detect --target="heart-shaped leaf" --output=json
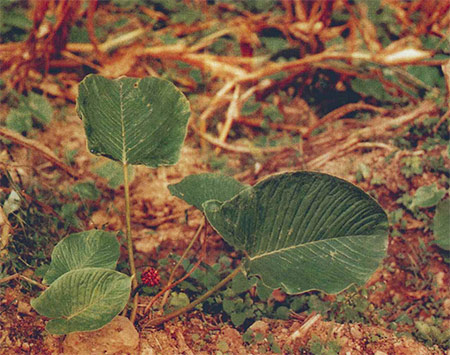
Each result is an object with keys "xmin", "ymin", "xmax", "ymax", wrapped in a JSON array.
[
  {"xmin": 31, "ymin": 268, "xmax": 131, "ymax": 334},
  {"xmin": 43, "ymin": 230, "xmax": 120, "ymax": 284},
  {"xmin": 168, "ymin": 173, "xmax": 248, "ymax": 212},
  {"xmin": 76, "ymin": 75, "xmax": 190, "ymax": 167},
  {"xmin": 204, "ymin": 172, "xmax": 388, "ymax": 294}
]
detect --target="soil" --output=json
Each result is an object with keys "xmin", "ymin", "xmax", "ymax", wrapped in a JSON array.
[{"xmin": 1, "ymin": 105, "xmax": 448, "ymax": 354}]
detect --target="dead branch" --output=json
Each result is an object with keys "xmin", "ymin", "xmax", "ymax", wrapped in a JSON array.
[
  {"xmin": 0, "ymin": 127, "xmax": 78, "ymax": 178},
  {"xmin": 215, "ymin": 84, "xmax": 241, "ymax": 154},
  {"xmin": 304, "ymin": 103, "xmax": 388, "ymax": 139},
  {"xmin": 191, "ymin": 125, "xmax": 298, "ymax": 154},
  {"xmin": 306, "ymin": 101, "xmax": 437, "ymax": 169}
]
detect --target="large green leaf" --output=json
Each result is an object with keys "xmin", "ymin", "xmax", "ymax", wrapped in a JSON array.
[
  {"xmin": 32, "ymin": 268, "xmax": 131, "ymax": 334},
  {"xmin": 204, "ymin": 172, "xmax": 388, "ymax": 294},
  {"xmin": 76, "ymin": 75, "xmax": 190, "ymax": 167},
  {"xmin": 168, "ymin": 173, "xmax": 248, "ymax": 212},
  {"xmin": 43, "ymin": 230, "xmax": 120, "ymax": 284}
]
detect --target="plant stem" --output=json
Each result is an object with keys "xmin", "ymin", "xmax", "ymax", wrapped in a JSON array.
[
  {"xmin": 157, "ymin": 218, "xmax": 205, "ymax": 311},
  {"xmin": 123, "ymin": 162, "xmax": 138, "ymax": 322},
  {"xmin": 145, "ymin": 263, "xmax": 244, "ymax": 327}
]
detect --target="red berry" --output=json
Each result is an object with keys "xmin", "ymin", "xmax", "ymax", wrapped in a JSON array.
[{"xmin": 141, "ymin": 267, "xmax": 160, "ymax": 287}]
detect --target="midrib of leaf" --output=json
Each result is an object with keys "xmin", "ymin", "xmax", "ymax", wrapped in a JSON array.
[
  {"xmin": 120, "ymin": 82, "xmax": 127, "ymax": 164},
  {"xmin": 248, "ymin": 233, "xmax": 384, "ymax": 261}
]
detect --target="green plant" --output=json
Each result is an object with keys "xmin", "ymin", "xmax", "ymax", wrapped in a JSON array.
[
  {"xmin": 303, "ymin": 286, "xmax": 373, "ymax": 324},
  {"xmin": 30, "ymin": 75, "xmax": 190, "ymax": 333},
  {"xmin": 414, "ymin": 319, "xmax": 450, "ymax": 349},
  {"xmin": 432, "ymin": 199, "xmax": 450, "ymax": 262},
  {"xmin": 146, "ymin": 171, "xmax": 388, "ymax": 326},
  {"xmin": 30, "ymin": 231, "xmax": 130, "ymax": 334},
  {"xmin": 0, "ymin": 0, "xmax": 31, "ymax": 43},
  {"xmin": 31, "ymin": 75, "xmax": 388, "ymax": 336},
  {"xmin": 4, "ymin": 91, "xmax": 53, "ymax": 134},
  {"xmin": 308, "ymin": 335, "xmax": 341, "ymax": 355}
]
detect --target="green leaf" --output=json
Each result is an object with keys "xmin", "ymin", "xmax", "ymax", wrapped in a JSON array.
[
  {"xmin": 93, "ymin": 160, "xmax": 134, "ymax": 189},
  {"xmin": 263, "ymin": 104, "xmax": 283, "ymax": 123},
  {"xmin": 2, "ymin": 10, "xmax": 32, "ymax": 31},
  {"xmin": 407, "ymin": 66, "xmax": 444, "ymax": 90},
  {"xmin": 232, "ymin": 272, "xmax": 256, "ymax": 294},
  {"xmin": 230, "ymin": 311, "xmax": 247, "ymax": 327},
  {"xmin": 31, "ymin": 268, "xmax": 131, "ymax": 334},
  {"xmin": 76, "ymin": 75, "xmax": 190, "ymax": 167},
  {"xmin": 43, "ymin": 230, "xmax": 120, "ymax": 284},
  {"xmin": 168, "ymin": 173, "xmax": 248, "ymax": 212},
  {"xmin": 72, "ymin": 181, "xmax": 101, "ymax": 200},
  {"xmin": 351, "ymin": 78, "xmax": 386, "ymax": 101},
  {"xmin": 241, "ymin": 96, "xmax": 261, "ymax": 116},
  {"xmin": 204, "ymin": 172, "xmax": 388, "ymax": 294},
  {"xmin": 6, "ymin": 108, "xmax": 32, "ymax": 133},
  {"xmin": 275, "ymin": 306, "xmax": 290, "ymax": 320},
  {"xmin": 245, "ymin": 0, "xmax": 275, "ymax": 12},
  {"xmin": 260, "ymin": 37, "xmax": 288, "ymax": 53},
  {"xmin": 256, "ymin": 279, "xmax": 273, "ymax": 301},
  {"xmin": 60, "ymin": 203, "xmax": 82, "ymax": 229},
  {"xmin": 189, "ymin": 69, "xmax": 203, "ymax": 84},
  {"xmin": 169, "ymin": 292, "xmax": 190, "ymax": 309},
  {"xmin": 217, "ymin": 340, "xmax": 229, "ymax": 352},
  {"xmin": 27, "ymin": 92, "xmax": 53, "ymax": 125},
  {"xmin": 223, "ymin": 298, "xmax": 237, "ymax": 313},
  {"xmin": 411, "ymin": 183, "xmax": 446, "ymax": 209},
  {"xmin": 433, "ymin": 199, "xmax": 450, "ymax": 251}
]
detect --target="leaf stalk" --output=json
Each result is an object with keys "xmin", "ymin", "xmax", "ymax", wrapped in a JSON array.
[
  {"xmin": 145, "ymin": 263, "xmax": 244, "ymax": 327},
  {"xmin": 123, "ymin": 162, "xmax": 138, "ymax": 322}
]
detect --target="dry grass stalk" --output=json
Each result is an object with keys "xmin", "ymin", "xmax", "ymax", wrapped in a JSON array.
[
  {"xmin": 304, "ymin": 103, "xmax": 387, "ymax": 139},
  {"xmin": 0, "ymin": 127, "xmax": 77, "ymax": 178},
  {"xmin": 191, "ymin": 125, "xmax": 298, "ymax": 154},
  {"xmin": 215, "ymin": 84, "xmax": 241, "ymax": 154},
  {"xmin": 197, "ymin": 80, "xmax": 236, "ymax": 148},
  {"xmin": 306, "ymin": 101, "xmax": 437, "ymax": 169}
]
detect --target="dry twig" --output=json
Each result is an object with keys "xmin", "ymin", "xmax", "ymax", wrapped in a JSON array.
[
  {"xmin": 306, "ymin": 101, "xmax": 436, "ymax": 169},
  {"xmin": 0, "ymin": 127, "xmax": 78, "ymax": 178}
]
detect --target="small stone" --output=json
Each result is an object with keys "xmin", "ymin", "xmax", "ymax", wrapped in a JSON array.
[
  {"xmin": 349, "ymin": 325, "xmax": 363, "ymax": 339},
  {"xmin": 17, "ymin": 301, "xmax": 33, "ymax": 315},
  {"xmin": 374, "ymin": 351, "xmax": 387, "ymax": 355},
  {"xmin": 62, "ymin": 316, "xmax": 139, "ymax": 355},
  {"xmin": 249, "ymin": 320, "xmax": 269, "ymax": 335},
  {"xmin": 435, "ymin": 272, "xmax": 445, "ymax": 288},
  {"xmin": 217, "ymin": 327, "xmax": 246, "ymax": 354}
]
